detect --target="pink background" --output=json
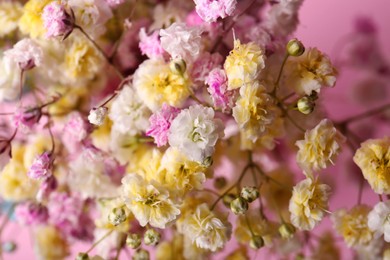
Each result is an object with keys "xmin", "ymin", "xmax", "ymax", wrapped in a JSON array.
[{"xmin": 2, "ymin": 0, "xmax": 390, "ymax": 259}]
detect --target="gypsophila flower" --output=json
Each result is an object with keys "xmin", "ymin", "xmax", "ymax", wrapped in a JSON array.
[
  {"xmin": 289, "ymin": 177, "xmax": 331, "ymax": 230},
  {"xmin": 27, "ymin": 152, "xmax": 53, "ymax": 180},
  {"xmin": 36, "ymin": 176, "xmax": 58, "ymax": 202},
  {"xmin": 368, "ymin": 201, "xmax": 390, "ymax": 242},
  {"xmin": 194, "ymin": 0, "xmax": 237, "ymax": 23},
  {"xmin": 42, "ymin": 1, "xmax": 73, "ymax": 38},
  {"xmin": 190, "ymin": 52, "xmax": 223, "ymax": 87},
  {"xmin": 353, "ymin": 137, "xmax": 390, "ymax": 194},
  {"xmin": 296, "ymin": 119, "xmax": 345, "ymax": 174},
  {"xmin": 146, "ymin": 104, "xmax": 180, "ymax": 147},
  {"xmin": 15, "ymin": 202, "xmax": 49, "ymax": 226},
  {"xmin": 181, "ymin": 203, "xmax": 231, "ymax": 252},
  {"xmin": 0, "ymin": 2, "xmax": 22, "ymax": 37},
  {"xmin": 63, "ymin": 112, "xmax": 89, "ymax": 142},
  {"xmin": 139, "ymin": 28, "xmax": 165, "ymax": 60},
  {"xmin": 3, "ymin": 38, "xmax": 43, "ymax": 70},
  {"xmin": 168, "ymin": 105, "xmax": 224, "ymax": 163},
  {"xmin": 0, "ymin": 58, "xmax": 19, "ymax": 101},
  {"xmin": 160, "ymin": 22, "xmax": 203, "ymax": 63},
  {"xmin": 88, "ymin": 107, "xmax": 108, "ymax": 126},
  {"xmin": 13, "ymin": 108, "xmax": 42, "ymax": 129},
  {"xmin": 206, "ymin": 68, "xmax": 236, "ymax": 112}
]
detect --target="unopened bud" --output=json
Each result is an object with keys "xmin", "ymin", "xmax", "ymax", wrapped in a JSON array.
[
  {"xmin": 169, "ymin": 58, "xmax": 186, "ymax": 75},
  {"xmin": 202, "ymin": 156, "xmax": 213, "ymax": 167},
  {"xmin": 230, "ymin": 197, "xmax": 248, "ymax": 215},
  {"xmin": 286, "ymin": 39, "xmax": 305, "ymax": 56},
  {"xmin": 108, "ymin": 207, "xmax": 127, "ymax": 226},
  {"xmin": 88, "ymin": 107, "xmax": 108, "ymax": 126},
  {"xmin": 143, "ymin": 229, "xmax": 161, "ymax": 246},
  {"xmin": 223, "ymin": 193, "xmax": 236, "ymax": 208},
  {"xmin": 214, "ymin": 176, "xmax": 227, "ymax": 189},
  {"xmin": 126, "ymin": 233, "xmax": 141, "ymax": 249},
  {"xmin": 133, "ymin": 249, "xmax": 150, "ymax": 260},
  {"xmin": 240, "ymin": 186, "xmax": 259, "ymax": 203},
  {"xmin": 2, "ymin": 241, "xmax": 17, "ymax": 253},
  {"xmin": 76, "ymin": 253, "xmax": 89, "ymax": 260},
  {"xmin": 297, "ymin": 96, "xmax": 315, "ymax": 115},
  {"xmin": 278, "ymin": 223, "xmax": 296, "ymax": 239},
  {"xmin": 249, "ymin": 235, "xmax": 264, "ymax": 249}
]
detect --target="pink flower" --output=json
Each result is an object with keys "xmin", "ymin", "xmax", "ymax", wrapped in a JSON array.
[
  {"xmin": 63, "ymin": 112, "xmax": 89, "ymax": 142},
  {"xmin": 194, "ymin": 0, "xmax": 237, "ymax": 23},
  {"xmin": 15, "ymin": 202, "xmax": 48, "ymax": 226},
  {"xmin": 13, "ymin": 108, "xmax": 42, "ymax": 129},
  {"xmin": 105, "ymin": 0, "xmax": 126, "ymax": 7},
  {"xmin": 190, "ymin": 52, "xmax": 223, "ymax": 87},
  {"xmin": 3, "ymin": 39, "xmax": 43, "ymax": 70},
  {"xmin": 139, "ymin": 28, "xmax": 165, "ymax": 59},
  {"xmin": 146, "ymin": 104, "xmax": 180, "ymax": 147},
  {"xmin": 42, "ymin": 2, "xmax": 74, "ymax": 39},
  {"xmin": 27, "ymin": 152, "xmax": 53, "ymax": 180},
  {"xmin": 36, "ymin": 176, "xmax": 58, "ymax": 202},
  {"xmin": 206, "ymin": 68, "xmax": 237, "ymax": 112}
]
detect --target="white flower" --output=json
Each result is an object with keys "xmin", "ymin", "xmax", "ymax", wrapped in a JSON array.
[
  {"xmin": 181, "ymin": 203, "xmax": 231, "ymax": 252},
  {"xmin": 109, "ymin": 85, "xmax": 150, "ymax": 135},
  {"xmin": 168, "ymin": 105, "xmax": 223, "ymax": 163},
  {"xmin": 160, "ymin": 22, "xmax": 203, "ymax": 63},
  {"xmin": 3, "ymin": 38, "xmax": 43, "ymax": 70},
  {"xmin": 88, "ymin": 107, "xmax": 108, "ymax": 126},
  {"xmin": 368, "ymin": 201, "xmax": 390, "ymax": 242},
  {"xmin": 0, "ymin": 58, "xmax": 19, "ymax": 101}
]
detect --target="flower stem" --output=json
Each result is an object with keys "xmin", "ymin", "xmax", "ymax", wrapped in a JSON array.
[
  {"xmin": 86, "ymin": 229, "xmax": 114, "ymax": 254},
  {"xmin": 271, "ymin": 53, "xmax": 289, "ymax": 96},
  {"xmin": 338, "ymin": 103, "xmax": 390, "ymax": 125}
]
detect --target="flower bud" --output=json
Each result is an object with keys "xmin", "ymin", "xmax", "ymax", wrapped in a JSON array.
[
  {"xmin": 76, "ymin": 253, "xmax": 89, "ymax": 260},
  {"xmin": 88, "ymin": 107, "xmax": 108, "ymax": 126},
  {"xmin": 2, "ymin": 241, "xmax": 17, "ymax": 252},
  {"xmin": 296, "ymin": 253, "xmax": 305, "ymax": 260},
  {"xmin": 286, "ymin": 39, "xmax": 305, "ymax": 56},
  {"xmin": 108, "ymin": 207, "xmax": 127, "ymax": 226},
  {"xmin": 169, "ymin": 58, "xmax": 186, "ymax": 75},
  {"xmin": 202, "ymin": 156, "xmax": 213, "ymax": 167},
  {"xmin": 126, "ymin": 233, "xmax": 141, "ymax": 249},
  {"xmin": 297, "ymin": 96, "xmax": 315, "ymax": 115},
  {"xmin": 214, "ymin": 176, "xmax": 227, "ymax": 189},
  {"xmin": 278, "ymin": 222, "xmax": 296, "ymax": 239},
  {"xmin": 230, "ymin": 197, "xmax": 248, "ymax": 215},
  {"xmin": 133, "ymin": 249, "xmax": 150, "ymax": 260},
  {"xmin": 249, "ymin": 235, "xmax": 264, "ymax": 249},
  {"xmin": 223, "ymin": 193, "xmax": 236, "ymax": 208},
  {"xmin": 143, "ymin": 229, "xmax": 161, "ymax": 246},
  {"xmin": 240, "ymin": 186, "xmax": 259, "ymax": 203}
]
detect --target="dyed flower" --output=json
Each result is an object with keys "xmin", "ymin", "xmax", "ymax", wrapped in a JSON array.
[
  {"xmin": 63, "ymin": 112, "xmax": 89, "ymax": 142},
  {"xmin": 88, "ymin": 107, "xmax": 108, "ymax": 126},
  {"xmin": 0, "ymin": 58, "xmax": 19, "ymax": 101},
  {"xmin": 168, "ymin": 105, "xmax": 224, "ymax": 163},
  {"xmin": 332, "ymin": 205, "xmax": 373, "ymax": 247},
  {"xmin": 109, "ymin": 85, "xmax": 150, "ymax": 135},
  {"xmin": 146, "ymin": 104, "xmax": 180, "ymax": 147},
  {"xmin": 190, "ymin": 52, "xmax": 223, "ymax": 87},
  {"xmin": 18, "ymin": 0, "xmax": 52, "ymax": 38},
  {"xmin": 13, "ymin": 108, "xmax": 42, "ymax": 129},
  {"xmin": 139, "ymin": 28, "xmax": 165, "ymax": 60},
  {"xmin": 206, "ymin": 68, "xmax": 236, "ymax": 112},
  {"xmin": 0, "ymin": 2, "xmax": 23, "ymax": 37},
  {"xmin": 27, "ymin": 152, "xmax": 53, "ymax": 180},
  {"xmin": 224, "ymin": 39, "xmax": 265, "ymax": 90},
  {"xmin": 160, "ymin": 22, "xmax": 203, "ymax": 63},
  {"xmin": 133, "ymin": 59, "xmax": 190, "ymax": 111},
  {"xmin": 194, "ymin": 0, "xmax": 237, "ymax": 23},
  {"xmin": 353, "ymin": 137, "xmax": 390, "ymax": 194},
  {"xmin": 181, "ymin": 203, "xmax": 231, "ymax": 252},
  {"xmin": 368, "ymin": 201, "xmax": 390, "ymax": 242},
  {"xmin": 289, "ymin": 177, "xmax": 331, "ymax": 230},
  {"xmin": 3, "ymin": 38, "xmax": 43, "ymax": 70},
  {"xmin": 105, "ymin": 0, "xmax": 125, "ymax": 7},
  {"xmin": 296, "ymin": 119, "xmax": 345, "ymax": 174},
  {"xmin": 15, "ymin": 202, "xmax": 49, "ymax": 226},
  {"xmin": 42, "ymin": 1, "xmax": 74, "ymax": 38},
  {"xmin": 34, "ymin": 226, "xmax": 70, "ymax": 260},
  {"xmin": 36, "ymin": 176, "xmax": 58, "ymax": 202},
  {"xmin": 286, "ymin": 47, "xmax": 337, "ymax": 95},
  {"xmin": 121, "ymin": 173, "xmax": 181, "ymax": 229}
]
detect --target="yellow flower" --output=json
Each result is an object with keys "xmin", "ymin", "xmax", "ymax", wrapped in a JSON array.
[
  {"xmin": 121, "ymin": 173, "xmax": 180, "ymax": 229},
  {"xmin": 0, "ymin": 145, "xmax": 38, "ymax": 202},
  {"xmin": 332, "ymin": 205, "xmax": 373, "ymax": 247},
  {"xmin": 156, "ymin": 234, "xmax": 185, "ymax": 260},
  {"xmin": 19, "ymin": 0, "xmax": 52, "ymax": 38},
  {"xmin": 64, "ymin": 34, "xmax": 104, "ymax": 82},
  {"xmin": 235, "ymin": 211, "xmax": 275, "ymax": 246},
  {"xmin": 224, "ymin": 39, "xmax": 265, "ymax": 90},
  {"xmin": 133, "ymin": 59, "xmax": 190, "ymax": 111},
  {"xmin": 34, "ymin": 226, "xmax": 69, "ymax": 260},
  {"xmin": 296, "ymin": 119, "xmax": 345, "ymax": 174},
  {"xmin": 232, "ymin": 81, "xmax": 284, "ymax": 150},
  {"xmin": 0, "ymin": 2, "xmax": 23, "ymax": 37},
  {"xmin": 289, "ymin": 177, "xmax": 331, "ymax": 230},
  {"xmin": 310, "ymin": 232, "xmax": 341, "ymax": 260},
  {"xmin": 353, "ymin": 137, "xmax": 390, "ymax": 194},
  {"xmin": 286, "ymin": 47, "xmax": 337, "ymax": 95}
]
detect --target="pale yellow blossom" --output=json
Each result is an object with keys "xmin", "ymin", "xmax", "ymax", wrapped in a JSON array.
[
  {"xmin": 19, "ymin": 0, "xmax": 52, "ymax": 38},
  {"xmin": 0, "ymin": 2, "xmax": 23, "ymax": 37},
  {"xmin": 34, "ymin": 226, "xmax": 69, "ymax": 260}
]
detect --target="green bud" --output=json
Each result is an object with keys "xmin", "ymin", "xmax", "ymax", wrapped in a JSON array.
[
  {"xmin": 169, "ymin": 58, "xmax": 186, "ymax": 75},
  {"xmin": 249, "ymin": 235, "xmax": 264, "ymax": 249},
  {"xmin": 230, "ymin": 197, "xmax": 249, "ymax": 215},
  {"xmin": 286, "ymin": 39, "xmax": 305, "ymax": 56},
  {"xmin": 76, "ymin": 253, "xmax": 89, "ymax": 260},
  {"xmin": 297, "ymin": 96, "xmax": 315, "ymax": 115},
  {"xmin": 223, "ymin": 193, "xmax": 236, "ymax": 208},
  {"xmin": 143, "ymin": 229, "xmax": 161, "ymax": 246},
  {"xmin": 126, "ymin": 233, "xmax": 141, "ymax": 249},
  {"xmin": 1, "ymin": 241, "xmax": 17, "ymax": 252},
  {"xmin": 202, "ymin": 156, "xmax": 213, "ymax": 167},
  {"xmin": 240, "ymin": 186, "xmax": 259, "ymax": 203},
  {"xmin": 278, "ymin": 223, "xmax": 296, "ymax": 239},
  {"xmin": 108, "ymin": 207, "xmax": 127, "ymax": 226},
  {"xmin": 133, "ymin": 249, "xmax": 150, "ymax": 260}
]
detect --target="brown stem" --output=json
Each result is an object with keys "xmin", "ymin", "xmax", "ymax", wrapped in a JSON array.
[{"xmin": 338, "ymin": 103, "xmax": 390, "ymax": 125}]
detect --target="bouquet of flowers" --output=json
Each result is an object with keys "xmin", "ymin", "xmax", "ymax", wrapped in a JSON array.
[{"xmin": 0, "ymin": 0, "xmax": 389, "ymax": 259}]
